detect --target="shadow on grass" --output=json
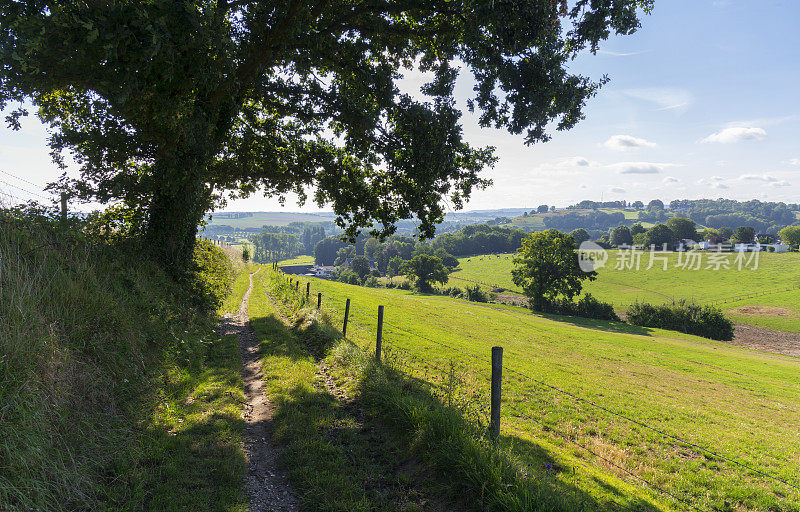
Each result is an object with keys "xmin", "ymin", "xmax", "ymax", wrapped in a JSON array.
[
  {"xmin": 250, "ymin": 305, "xmax": 668, "ymax": 512},
  {"xmin": 131, "ymin": 333, "xmax": 247, "ymax": 512},
  {"xmin": 535, "ymin": 312, "xmax": 658, "ymax": 337}
]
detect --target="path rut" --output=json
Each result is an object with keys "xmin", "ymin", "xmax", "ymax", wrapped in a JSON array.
[{"xmin": 219, "ymin": 268, "xmax": 299, "ymax": 512}]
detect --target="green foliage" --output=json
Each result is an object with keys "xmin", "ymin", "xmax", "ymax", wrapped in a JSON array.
[
  {"xmin": 350, "ymin": 255, "xmax": 371, "ymax": 280},
  {"xmin": 0, "ymin": 1, "xmax": 650, "ymax": 271},
  {"xmin": 191, "ymin": 239, "xmax": 236, "ymax": 311},
  {"xmin": 404, "ymin": 254, "xmax": 449, "ymax": 292},
  {"xmin": 732, "ymin": 226, "xmax": 756, "ymax": 244},
  {"xmin": 665, "ymin": 217, "xmax": 697, "ymax": 241},
  {"xmin": 569, "ymin": 228, "xmax": 591, "ymax": 246},
  {"xmin": 388, "ymin": 256, "xmax": 404, "ymax": 277},
  {"xmin": 538, "ymin": 293, "xmax": 620, "ymax": 321},
  {"xmin": 465, "ymin": 284, "xmax": 490, "ymax": 303},
  {"xmin": 610, "ymin": 225, "xmax": 633, "ymax": 246},
  {"xmin": 337, "ymin": 268, "xmax": 360, "ymax": 285},
  {"xmin": 778, "ymin": 225, "xmax": 800, "ymax": 246},
  {"xmin": 0, "ymin": 210, "xmax": 243, "ymax": 511},
  {"xmin": 241, "ymin": 244, "xmax": 251, "ymax": 262},
  {"xmin": 630, "ymin": 223, "xmax": 647, "ymax": 236},
  {"xmin": 250, "ymin": 231, "xmax": 301, "ymax": 263},
  {"xmin": 626, "ymin": 301, "xmax": 734, "ymax": 341},
  {"xmin": 641, "ymin": 224, "xmax": 675, "ymax": 248},
  {"xmin": 285, "ymin": 275, "xmax": 800, "ymax": 510},
  {"xmin": 512, "ymin": 230, "xmax": 596, "ymax": 311}
]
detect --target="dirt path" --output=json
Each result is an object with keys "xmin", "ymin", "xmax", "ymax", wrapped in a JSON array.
[{"xmin": 219, "ymin": 269, "xmax": 299, "ymax": 512}]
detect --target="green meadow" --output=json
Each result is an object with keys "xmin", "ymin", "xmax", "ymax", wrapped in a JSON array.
[
  {"xmin": 453, "ymin": 251, "xmax": 800, "ymax": 332},
  {"xmin": 204, "ymin": 211, "xmax": 333, "ymax": 229},
  {"xmin": 263, "ymin": 272, "xmax": 800, "ymax": 512}
]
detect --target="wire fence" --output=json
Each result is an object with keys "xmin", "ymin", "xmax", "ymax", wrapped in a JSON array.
[{"xmin": 279, "ymin": 270, "xmax": 800, "ymax": 511}]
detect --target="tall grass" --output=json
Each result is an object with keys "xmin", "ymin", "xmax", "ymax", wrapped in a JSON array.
[{"xmin": 0, "ymin": 210, "xmax": 244, "ymax": 511}]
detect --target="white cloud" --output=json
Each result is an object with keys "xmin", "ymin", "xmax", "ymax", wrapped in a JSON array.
[
  {"xmin": 785, "ymin": 158, "xmax": 800, "ymax": 167},
  {"xmin": 770, "ymin": 180, "xmax": 791, "ymax": 188},
  {"xmin": 610, "ymin": 187, "xmax": 626, "ymax": 193},
  {"xmin": 608, "ymin": 161, "xmax": 679, "ymax": 174},
  {"xmin": 621, "ymin": 87, "xmax": 694, "ymax": 113},
  {"xmin": 597, "ymin": 49, "xmax": 648, "ymax": 57},
  {"xmin": 556, "ymin": 156, "xmax": 594, "ymax": 167},
  {"xmin": 738, "ymin": 174, "xmax": 778, "ymax": 182},
  {"xmin": 603, "ymin": 135, "xmax": 656, "ymax": 151},
  {"xmin": 711, "ymin": 183, "xmax": 729, "ymax": 189},
  {"xmin": 663, "ymin": 176, "xmax": 679, "ymax": 183},
  {"xmin": 710, "ymin": 175, "xmax": 725, "ymax": 181},
  {"xmin": 700, "ymin": 126, "xmax": 766, "ymax": 144}
]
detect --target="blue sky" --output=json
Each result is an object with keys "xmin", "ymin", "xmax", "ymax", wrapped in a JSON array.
[{"xmin": 1, "ymin": 0, "xmax": 798, "ymax": 212}]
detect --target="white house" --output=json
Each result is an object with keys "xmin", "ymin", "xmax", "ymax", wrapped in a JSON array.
[{"xmin": 312, "ymin": 266, "xmax": 337, "ymax": 278}]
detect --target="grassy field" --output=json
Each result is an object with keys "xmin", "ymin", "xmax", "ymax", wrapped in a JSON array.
[
  {"xmin": 278, "ymin": 254, "xmax": 315, "ymax": 266},
  {"xmin": 510, "ymin": 208, "xmax": 652, "ymax": 231},
  {"xmin": 205, "ymin": 211, "xmax": 334, "ymax": 229},
  {"xmin": 452, "ymin": 251, "xmax": 800, "ymax": 332},
  {"xmin": 264, "ymin": 273, "xmax": 800, "ymax": 511}
]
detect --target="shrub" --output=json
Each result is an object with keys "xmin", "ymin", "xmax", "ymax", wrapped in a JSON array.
[
  {"xmin": 363, "ymin": 275, "xmax": 379, "ymax": 287},
  {"xmin": 626, "ymin": 300, "xmax": 734, "ymax": 341},
  {"xmin": 337, "ymin": 268, "xmax": 360, "ymax": 285},
  {"xmin": 397, "ymin": 280, "xmax": 411, "ymax": 290},
  {"xmin": 465, "ymin": 284, "xmax": 489, "ymax": 303},
  {"xmin": 191, "ymin": 239, "xmax": 236, "ymax": 311},
  {"xmin": 537, "ymin": 293, "xmax": 619, "ymax": 321}
]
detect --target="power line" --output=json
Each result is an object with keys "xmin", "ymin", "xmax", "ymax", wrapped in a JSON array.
[
  {"xmin": 0, "ymin": 169, "xmax": 44, "ymax": 189},
  {"xmin": 0, "ymin": 179, "xmax": 50, "ymax": 200}
]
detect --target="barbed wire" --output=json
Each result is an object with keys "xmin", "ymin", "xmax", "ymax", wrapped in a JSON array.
[
  {"xmin": 383, "ymin": 318, "xmax": 800, "ymax": 495},
  {"xmin": 292, "ymin": 273, "xmax": 800, "ymax": 503}
]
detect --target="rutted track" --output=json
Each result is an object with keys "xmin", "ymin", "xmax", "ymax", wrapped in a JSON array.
[{"xmin": 219, "ymin": 268, "xmax": 299, "ymax": 512}]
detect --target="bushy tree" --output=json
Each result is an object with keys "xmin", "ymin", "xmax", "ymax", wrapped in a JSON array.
[
  {"xmin": 404, "ymin": 254, "xmax": 449, "ymax": 293},
  {"xmin": 732, "ymin": 226, "xmax": 756, "ymax": 244},
  {"xmin": 569, "ymin": 228, "xmax": 591, "ymax": 247},
  {"xmin": 642, "ymin": 224, "xmax": 675, "ymax": 248},
  {"xmin": 778, "ymin": 225, "xmax": 800, "ymax": 246},
  {"xmin": 610, "ymin": 225, "xmax": 633, "ymax": 246},
  {"xmin": 434, "ymin": 248, "xmax": 459, "ymax": 270},
  {"xmin": 350, "ymin": 255, "xmax": 371, "ymax": 281},
  {"xmin": 388, "ymin": 256, "xmax": 404, "ymax": 278},
  {"xmin": 537, "ymin": 205, "xmax": 550, "ymax": 214},
  {"xmin": 666, "ymin": 217, "xmax": 697, "ymax": 241},
  {"xmin": 241, "ymin": 245, "xmax": 251, "ymax": 263},
  {"xmin": 0, "ymin": 1, "xmax": 650, "ymax": 273},
  {"xmin": 512, "ymin": 230, "xmax": 596, "ymax": 311},
  {"xmin": 630, "ymin": 223, "xmax": 647, "ymax": 236}
]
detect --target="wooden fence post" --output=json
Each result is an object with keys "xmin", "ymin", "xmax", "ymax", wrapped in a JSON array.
[
  {"xmin": 490, "ymin": 346, "xmax": 503, "ymax": 441},
  {"xmin": 317, "ymin": 292, "xmax": 322, "ymax": 309},
  {"xmin": 60, "ymin": 192, "xmax": 68, "ymax": 224},
  {"xmin": 343, "ymin": 298, "xmax": 351, "ymax": 337},
  {"xmin": 376, "ymin": 305, "xmax": 384, "ymax": 361},
  {"xmin": 306, "ymin": 282, "xmax": 310, "ymax": 300},
  {"xmin": 295, "ymin": 281, "xmax": 299, "ymax": 291}
]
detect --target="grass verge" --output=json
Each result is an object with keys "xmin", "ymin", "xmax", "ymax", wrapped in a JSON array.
[
  {"xmin": 0, "ymin": 212, "xmax": 246, "ymax": 512},
  {"xmin": 249, "ymin": 268, "xmax": 670, "ymax": 512}
]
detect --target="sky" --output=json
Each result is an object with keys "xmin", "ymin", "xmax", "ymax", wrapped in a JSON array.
[{"xmin": 1, "ymin": 0, "xmax": 798, "ymax": 212}]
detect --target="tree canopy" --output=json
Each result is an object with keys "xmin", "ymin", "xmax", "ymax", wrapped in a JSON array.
[
  {"xmin": 404, "ymin": 254, "xmax": 449, "ymax": 292},
  {"xmin": 0, "ymin": 0, "xmax": 651, "ymax": 272},
  {"xmin": 512, "ymin": 230, "xmax": 595, "ymax": 311}
]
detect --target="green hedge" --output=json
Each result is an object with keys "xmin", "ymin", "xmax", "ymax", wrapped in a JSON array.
[{"xmin": 626, "ymin": 300, "xmax": 734, "ymax": 341}]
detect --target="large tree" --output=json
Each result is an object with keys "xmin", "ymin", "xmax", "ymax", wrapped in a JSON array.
[
  {"xmin": 0, "ymin": 1, "xmax": 651, "ymax": 272},
  {"xmin": 404, "ymin": 253, "xmax": 448, "ymax": 292},
  {"xmin": 512, "ymin": 229, "xmax": 595, "ymax": 311}
]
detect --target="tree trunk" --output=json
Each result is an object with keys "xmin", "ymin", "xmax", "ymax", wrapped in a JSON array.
[{"xmin": 145, "ymin": 156, "xmax": 211, "ymax": 276}]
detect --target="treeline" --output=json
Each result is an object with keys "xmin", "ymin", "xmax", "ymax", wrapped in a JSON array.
[
  {"xmin": 249, "ymin": 224, "xmax": 326, "ymax": 263},
  {"xmin": 669, "ymin": 199, "xmax": 797, "ymax": 233},
  {"xmin": 314, "ymin": 224, "xmax": 529, "ymax": 272},
  {"xmin": 543, "ymin": 211, "xmax": 627, "ymax": 232}
]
